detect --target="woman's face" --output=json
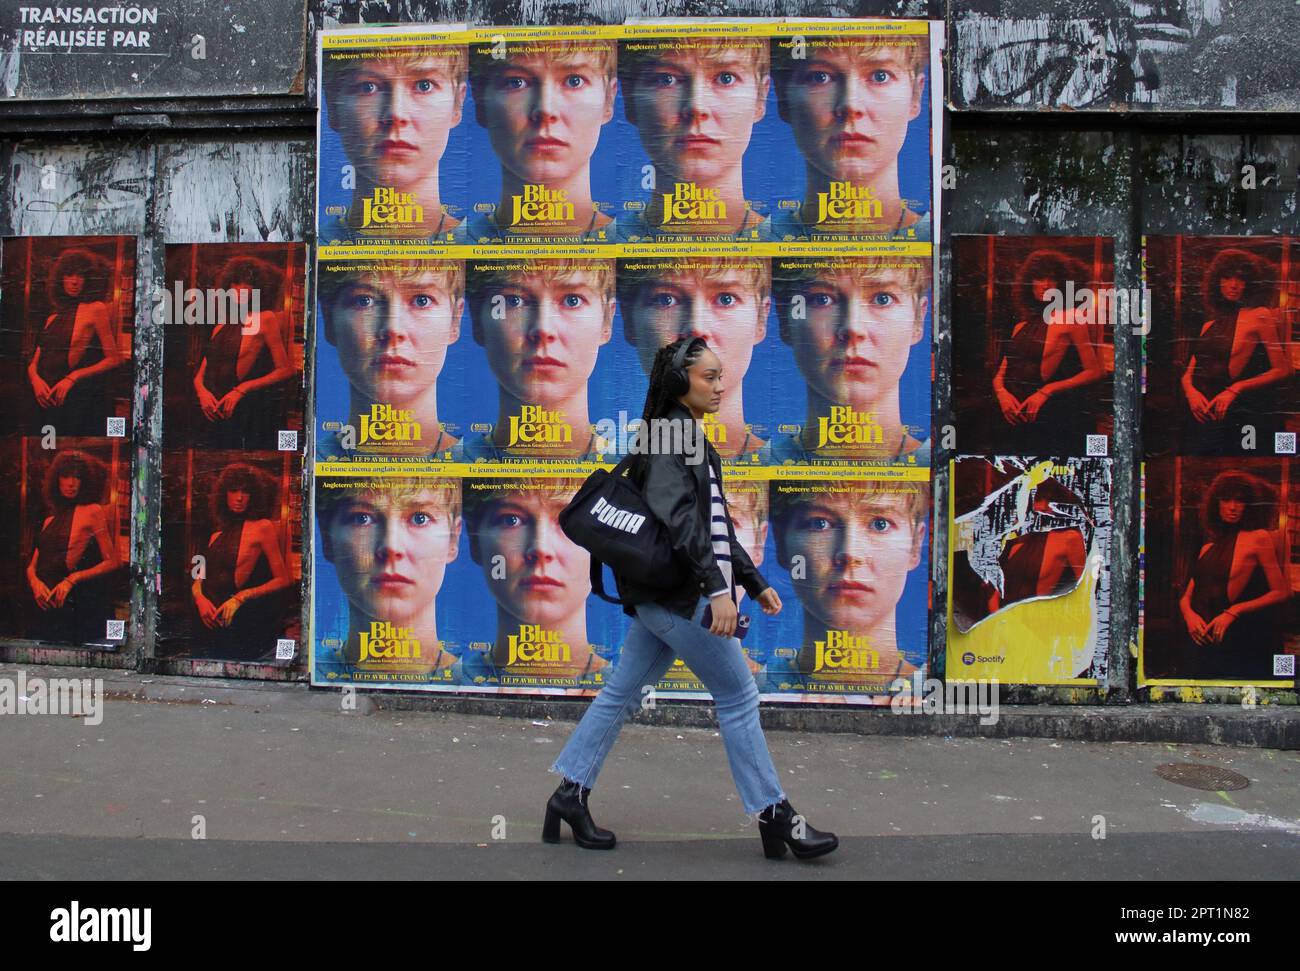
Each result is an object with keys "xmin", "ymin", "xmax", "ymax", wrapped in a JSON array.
[
  {"xmin": 58, "ymin": 472, "xmax": 81, "ymax": 500},
  {"xmin": 678, "ymin": 346, "xmax": 724, "ymax": 415},
  {"xmin": 1218, "ymin": 496, "xmax": 1245, "ymax": 525},
  {"xmin": 63, "ymin": 273, "xmax": 85, "ymax": 298},
  {"xmin": 1218, "ymin": 274, "xmax": 1246, "ymax": 302},
  {"xmin": 226, "ymin": 488, "xmax": 251, "ymax": 516},
  {"xmin": 1031, "ymin": 276, "xmax": 1056, "ymax": 303}
]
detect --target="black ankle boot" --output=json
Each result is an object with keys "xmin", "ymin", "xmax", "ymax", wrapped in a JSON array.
[
  {"xmin": 542, "ymin": 779, "xmax": 616, "ymax": 849},
  {"xmin": 757, "ymin": 799, "xmax": 838, "ymax": 860}
]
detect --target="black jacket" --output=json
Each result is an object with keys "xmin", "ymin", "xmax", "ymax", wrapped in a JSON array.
[{"xmin": 613, "ymin": 402, "xmax": 770, "ymax": 620}]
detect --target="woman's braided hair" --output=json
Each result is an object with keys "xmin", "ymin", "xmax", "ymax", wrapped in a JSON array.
[{"xmin": 632, "ymin": 336, "xmax": 708, "ymax": 473}]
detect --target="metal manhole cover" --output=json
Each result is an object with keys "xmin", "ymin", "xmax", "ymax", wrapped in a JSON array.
[{"xmin": 1155, "ymin": 763, "xmax": 1250, "ymax": 791}]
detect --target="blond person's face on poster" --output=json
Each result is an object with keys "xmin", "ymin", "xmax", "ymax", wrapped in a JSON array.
[
  {"xmin": 625, "ymin": 270, "xmax": 767, "ymax": 393},
  {"xmin": 474, "ymin": 490, "xmax": 589, "ymax": 629},
  {"xmin": 329, "ymin": 55, "xmax": 466, "ymax": 189},
  {"xmin": 783, "ymin": 270, "xmax": 925, "ymax": 409},
  {"xmin": 780, "ymin": 45, "xmax": 923, "ymax": 186},
  {"xmin": 473, "ymin": 274, "xmax": 612, "ymax": 406},
  {"xmin": 625, "ymin": 48, "xmax": 769, "ymax": 186},
  {"xmin": 322, "ymin": 489, "xmax": 460, "ymax": 627},
  {"xmin": 326, "ymin": 272, "xmax": 463, "ymax": 405},
  {"xmin": 476, "ymin": 52, "xmax": 616, "ymax": 185},
  {"xmin": 778, "ymin": 491, "xmax": 922, "ymax": 635},
  {"xmin": 730, "ymin": 505, "xmax": 768, "ymax": 567}
]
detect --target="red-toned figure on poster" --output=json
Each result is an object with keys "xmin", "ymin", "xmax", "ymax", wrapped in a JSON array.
[
  {"xmin": 191, "ymin": 462, "xmax": 294, "ymax": 661},
  {"xmin": 25, "ymin": 450, "xmax": 119, "ymax": 644},
  {"xmin": 1179, "ymin": 471, "xmax": 1290, "ymax": 680},
  {"xmin": 992, "ymin": 248, "xmax": 1105, "ymax": 453},
  {"xmin": 193, "ymin": 255, "xmax": 297, "ymax": 449},
  {"xmin": 1180, "ymin": 248, "xmax": 1292, "ymax": 451},
  {"xmin": 27, "ymin": 248, "xmax": 125, "ymax": 437},
  {"xmin": 985, "ymin": 481, "xmax": 1088, "ymax": 616}
]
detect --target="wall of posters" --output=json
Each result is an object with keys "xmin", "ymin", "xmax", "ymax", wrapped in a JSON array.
[
  {"xmin": 0, "ymin": 235, "xmax": 136, "ymax": 648},
  {"xmin": 946, "ymin": 456, "xmax": 1111, "ymax": 685},
  {"xmin": 310, "ymin": 18, "xmax": 943, "ymax": 704},
  {"xmin": 156, "ymin": 242, "xmax": 307, "ymax": 662}
]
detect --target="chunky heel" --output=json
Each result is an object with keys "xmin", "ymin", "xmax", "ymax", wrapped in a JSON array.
[
  {"xmin": 759, "ymin": 824, "xmax": 789, "ymax": 860},
  {"xmin": 757, "ymin": 799, "xmax": 838, "ymax": 861},
  {"xmin": 542, "ymin": 780, "xmax": 616, "ymax": 850},
  {"xmin": 542, "ymin": 806, "xmax": 562, "ymax": 844}
]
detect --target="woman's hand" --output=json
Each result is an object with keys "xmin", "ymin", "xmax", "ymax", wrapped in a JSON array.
[
  {"xmin": 49, "ymin": 376, "xmax": 76, "ymax": 407},
  {"xmin": 194, "ymin": 592, "xmax": 218, "ymax": 628},
  {"xmin": 708, "ymin": 592, "xmax": 738, "ymax": 638},
  {"xmin": 29, "ymin": 370, "xmax": 53, "ymax": 408},
  {"xmin": 47, "ymin": 578, "xmax": 75, "ymax": 608},
  {"xmin": 216, "ymin": 387, "xmax": 245, "ymax": 419},
  {"xmin": 1185, "ymin": 386, "xmax": 1211, "ymax": 423},
  {"xmin": 1183, "ymin": 606, "xmax": 1208, "ymax": 645},
  {"xmin": 755, "ymin": 587, "xmax": 782, "ymax": 616},
  {"xmin": 196, "ymin": 385, "xmax": 221, "ymax": 421},
  {"xmin": 1207, "ymin": 388, "xmax": 1238, "ymax": 422},
  {"xmin": 29, "ymin": 574, "xmax": 52, "ymax": 609},
  {"xmin": 1205, "ymin": 610, "xmax": 1238, "ymax": 644},
  {"xmin": 1019, "ymin": 390, "xmax": 1051, "ymax": 423},
  {"xmin": 215, "ymin": 595, "xmax": 244, "ymax": 628},
  {"xmin": 996, "ymin": 390, "xmax": 1022, "ymax": 424}
]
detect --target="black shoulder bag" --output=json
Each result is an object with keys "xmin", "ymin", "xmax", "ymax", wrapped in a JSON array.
[{"xmin": 558, "ymin": 453, "xmax": 684, "ymax": 604}]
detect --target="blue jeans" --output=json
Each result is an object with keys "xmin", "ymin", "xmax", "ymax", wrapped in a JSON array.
[{"xmin": 551, "ymin": 595, "xmax": 786, "ymax": 815}]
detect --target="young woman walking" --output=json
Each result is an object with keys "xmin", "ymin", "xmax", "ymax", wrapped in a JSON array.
[{"xmin": 544, "ymin": 336, "xmax": 838, "ymax": 861}]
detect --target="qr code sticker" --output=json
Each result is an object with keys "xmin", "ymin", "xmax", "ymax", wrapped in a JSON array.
[
  {"xmin": 1085, "ymin": 434, "xmax": 1108, "ymax": 457},
  {"xmin": 105, "ymin": 417, "xmax": 126, "ymax": 438},
  {"xmin": 278, "ymin": 430, "xmax": 298, "ymax": 452},
  {"xmin": 1275, "ymin": 432, "xmax": 1296, "ymax": 455},
  {"xmin": 106, "ymin": 619, "xmax": 125, "ymax": 641},
  {"xmin": 276, "ymin": 638, "xmax": 296, "ymax": 660},
  {"xmin": 1274, "ymin": 654, "xmax": 1295, "ymax": 677}
]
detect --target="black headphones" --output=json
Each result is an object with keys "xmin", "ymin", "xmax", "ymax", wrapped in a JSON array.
[{"xmin": 665, "ymin": 337, "xmax": 705, "ymax": 398}]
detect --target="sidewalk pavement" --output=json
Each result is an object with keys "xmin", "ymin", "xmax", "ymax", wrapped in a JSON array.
[{"xmin": 1, "ymin": 665, "xmax": 1297, "ymax": 880}]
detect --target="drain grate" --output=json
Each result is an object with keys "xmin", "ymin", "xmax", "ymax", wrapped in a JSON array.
[{"xmin": 1155, "ymin": 763, "xmax": 1251, "ymax": 791}]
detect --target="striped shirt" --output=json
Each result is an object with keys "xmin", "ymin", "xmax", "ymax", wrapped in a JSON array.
[{"xmin": 707, "ymin": 462, "xmax": 733, "ymax": 601}]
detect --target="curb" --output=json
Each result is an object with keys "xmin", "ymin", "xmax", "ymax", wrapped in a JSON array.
[{"xmin": 5, "ymin": 663, "xmax": 1297, "ymax": 748}]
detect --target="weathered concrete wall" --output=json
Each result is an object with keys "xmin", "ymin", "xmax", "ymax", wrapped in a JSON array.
[{"xmin": 950, "ymin": 0, "xmax": 1300, "ymax": 111}]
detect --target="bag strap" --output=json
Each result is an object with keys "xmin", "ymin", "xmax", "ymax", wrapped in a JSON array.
[
  {"xmin": 610, "ymin": 450, "xmax": 642, "ymax": 484},
  {"xmin": 589, "ymin": 557, "xmax": 624, "ymax": 605}
]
